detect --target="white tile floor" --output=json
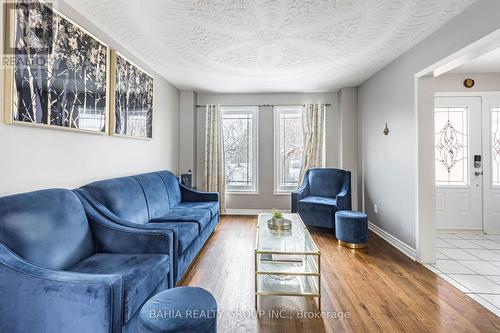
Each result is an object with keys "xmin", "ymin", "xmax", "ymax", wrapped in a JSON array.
[{"xmin": 425, "ymin": 233, "xmax": 500, "ymax": 317}]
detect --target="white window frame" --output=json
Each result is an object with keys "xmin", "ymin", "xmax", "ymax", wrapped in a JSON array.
[
  {"xmin": 274, "ymin": 106, "xmax": 303, "ymax": 194},
  {"xmin": 221, "ymin": 106, "xmax": 259, "ymax": 194}
]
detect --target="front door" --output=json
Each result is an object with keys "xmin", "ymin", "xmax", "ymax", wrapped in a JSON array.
[
  {"xmin": 483, "ymin": 96, "xmax": 500, "ymax": 233},
  {"xmin": 435, "ymin": 97, "xmax": 483, "ymax": 231}
]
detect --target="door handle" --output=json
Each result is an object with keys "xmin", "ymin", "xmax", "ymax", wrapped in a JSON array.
[{"xmin": 474, "ymin": 171, "xmax": 483, "ymax": 176}]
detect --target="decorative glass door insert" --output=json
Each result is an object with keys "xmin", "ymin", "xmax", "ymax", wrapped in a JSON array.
[
  {"xmin": 435, "ymin": 107, "xmax": 469, "ymax": 186},
  {"xmin": 492, "ymin": 107, "xmax": 500, "ymax": 187}
]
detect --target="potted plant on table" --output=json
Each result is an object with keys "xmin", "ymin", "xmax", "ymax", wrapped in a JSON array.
[
  {"xmin": 268, "ymin": 209, "xmax": 291, "ymax": 231},
  {"xmin": 272, "ymin": 209, "xmax": 283, "ymax": 222}
]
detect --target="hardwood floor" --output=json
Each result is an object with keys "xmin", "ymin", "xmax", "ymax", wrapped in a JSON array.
[{"xmin": 179, "ymin": 216, "xmax": 500, "ymax": 333}]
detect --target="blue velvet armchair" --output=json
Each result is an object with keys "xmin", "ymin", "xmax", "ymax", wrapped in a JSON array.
[
  {"xmin": 291, "ymin": 168, "xmax": 351, "ymax": 229},
  {"xmin": 0, "ymin": 189, "xmax": 173, "ymax": 333}
]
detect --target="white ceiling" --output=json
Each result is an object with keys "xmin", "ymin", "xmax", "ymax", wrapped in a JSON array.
[
  {"xmin": 65, "ymin": 0, "xmax": 476, "ymax": 93},
  {"xmin": 449, "ymin": 47, "xmax": 500, "ymax": 73}
]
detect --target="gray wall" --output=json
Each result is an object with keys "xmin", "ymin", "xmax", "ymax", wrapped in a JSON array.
[
  {"xmin": 358, "ymin": 0, "xmax": 500, "ymax": 249},
  {"xmin": 0, "ymin": 0, "xmax": 180, "ymax": 196},
  {"xmin": 181, "ymin": 92, "xmax": 342, "ymax": 211}
]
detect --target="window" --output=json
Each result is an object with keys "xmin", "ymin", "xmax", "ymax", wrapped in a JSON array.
[
  {"xmin": 274, "ymin": 106, "xmax": 304, "ymax": 193},
  {"xmin": 222, "ymin": 106, "xmax": 258, "ymax": 193},
  {"xmin": 434, "ymin": 106, "xmax": 469, "ymax": 186}
]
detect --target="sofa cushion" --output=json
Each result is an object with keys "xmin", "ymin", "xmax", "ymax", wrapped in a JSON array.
[
  {"xmin": 132, "ymin": 173, "xmax": 170, "ymax": 220},
  {"xmin": 148, "ymin": 222, "xmax": 199, "ymax": 253},
  {"xmin": 298, "ymin": 196, "xmax": 337, "ymax": 214},
  {"xmin": 0, "ymin": 189, "xmax": 94, "ymax": 270},
  {"xmin": 299, "ymin": 196, "xmax": 336, "ymax": 207},
  {"xmin": 69, "ymin": 253, "xmax": 169, "ymax": 323},
  {"xmin": 80, "ymin": 177, "xmax": 150, "ymax": 225},
  {"xmin": 156, "ymin": 171, "xmax": 182, "ymax": 208},
  {"xmin": 297, "ymin": 196, "xmax": 337, "ymax": 228},
  {"xmin": 151, "ymin": 209, "xmax": 211, "ymax": 232},
  {"xmin": 308, "ymin": 169, "xmax": 346, "ymax": 198},
  {"xmin": 175, "ymin": 201, "xmax": 219, "ymax": 219}
]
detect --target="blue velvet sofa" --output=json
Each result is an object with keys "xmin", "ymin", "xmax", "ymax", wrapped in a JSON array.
[
  {"xmin": 0, "ymin": 189, "xmax": 173, "ymax": 333},
  {"xmin": 291, "ymin": 168, "xmax": 351, "ymax": 229},
  {"xmin": 75, "ymin": 170, "xmax": 219, "ymax": 285}
]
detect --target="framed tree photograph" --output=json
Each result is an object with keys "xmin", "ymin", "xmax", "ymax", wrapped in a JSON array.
[
  {"xmin": 4, "ymin": 0, "xmax": 110, "ymax": 134},
  {"xmin": 111, "ymin": 51, "xmax": 154, "ymax": 139}
]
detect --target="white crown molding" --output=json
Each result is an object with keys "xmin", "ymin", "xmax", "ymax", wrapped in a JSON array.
[
  {"xmin": 368, "ymin": 221, "xmax": 417, "ymax": 260},
  {"xmin": 63, "ymin": 0, "xmax": 476, "ymax": 92}
]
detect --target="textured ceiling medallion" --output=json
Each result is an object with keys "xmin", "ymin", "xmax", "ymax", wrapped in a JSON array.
[{"xmin": 65, "ymin": 0, "xmax": 476, "ymax": 92}]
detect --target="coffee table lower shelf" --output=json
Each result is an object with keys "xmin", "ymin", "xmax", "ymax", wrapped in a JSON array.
[
  {"xmin": 254, "ymin": 257, "xmax": 321, "ymax": 311},
  {"xmin": 254, "ymin": 213, "xmax": 321, "ymax": 311}
]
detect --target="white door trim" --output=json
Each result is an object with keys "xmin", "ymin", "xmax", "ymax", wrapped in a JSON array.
[{"xmin": 415, "ymin": 28, "xmax": 500, "ymax": 264}]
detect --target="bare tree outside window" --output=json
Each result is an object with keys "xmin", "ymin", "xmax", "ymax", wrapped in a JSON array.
[
  {"xmin": 221, "ymin": 107, "xmax": 258, "ymax": 192},
  {"xmin": 275, "ymin": 107, "xmax": 304, "ymax": 192}
]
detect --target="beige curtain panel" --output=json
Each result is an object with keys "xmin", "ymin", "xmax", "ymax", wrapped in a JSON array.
[
  {"xmin": 299, "ymin": 103, "xmax": 326, "ymax": 184},
  {"xmin": 203, "ymin": 104, "xmax": 226, "ymax": 213}
]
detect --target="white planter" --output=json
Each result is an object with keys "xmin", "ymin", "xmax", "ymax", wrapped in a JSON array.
[{"xmin": 268, "ymin": 217, "xmax": 292, "ymax": 231}]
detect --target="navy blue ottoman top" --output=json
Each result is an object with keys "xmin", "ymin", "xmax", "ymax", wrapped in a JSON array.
[
  {"xmin": 139, "ymin": 286, "xmax": 217, "ymax": 333},
  {"xmin": 336, "ymin": 210, "xmax": 367, "ymax": 220},
  {"xmin": 335, "ymin": 211, "xmax": 368, "ymax": 244}
]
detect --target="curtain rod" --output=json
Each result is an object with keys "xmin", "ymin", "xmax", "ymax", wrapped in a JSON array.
[{"xmin": 195, "ymin": 103, "xmax": 332, "ymax": 108}]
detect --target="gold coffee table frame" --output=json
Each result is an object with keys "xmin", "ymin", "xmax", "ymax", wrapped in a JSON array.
[{"xmin": 254, "ymin": 213, "xmax": 321, "ymax": 311}]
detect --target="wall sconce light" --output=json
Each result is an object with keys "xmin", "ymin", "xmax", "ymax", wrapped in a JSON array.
[{"xmin": 383, "ymin": 122, "xmax": 389, "ymax": 135}]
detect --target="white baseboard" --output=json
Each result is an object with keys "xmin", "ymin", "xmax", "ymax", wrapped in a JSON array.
[
  {"xmin": 437, "ymin": 228, "xmax": 483, "ymax": 234},
  {"xmin": 223, "ymin": 209, "xmax": 290, "ymax": 216},
  {"xmin": 368, "ymin": 221, "xmax": 416, "ymax": 260},
  {"xmin": 223, "ymin": 209, "xmax": 262, "ymax": 216}
]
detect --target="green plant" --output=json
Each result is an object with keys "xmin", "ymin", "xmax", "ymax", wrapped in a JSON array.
[{"xmin": 272, "ymin": 209, "xmax": 283, "ymax": 219}]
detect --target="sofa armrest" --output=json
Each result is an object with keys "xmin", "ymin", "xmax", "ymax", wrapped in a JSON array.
[
  {"xmin": 75, "ymin": 192, "xmax": 175, "ymax": 287},
  {"xmin": 76, "ymin": 193, "xmax": 174, "ymax": 254},
  {"xmin": 336, "ymin": 171, "xmax": 352, "ymax": 211},
  {"xmin": 180, "ymin": 183, "xmax": 219, "ymax": 202},
  {"xmin": 0, "ymin": 243, "xmax": 123, "ymax": 333},
  {"xmin": 336, "ymin": 190, "xmax": 351, "ymax": 211},
  {"xmin": 291, "ymin": 178, "xmax": 309, "ymax": 213}
]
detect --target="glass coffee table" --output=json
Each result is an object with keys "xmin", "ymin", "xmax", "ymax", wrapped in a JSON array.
[{"xmin": 254, "ymin": 213, "xmax": 321, "ymax": 310}]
